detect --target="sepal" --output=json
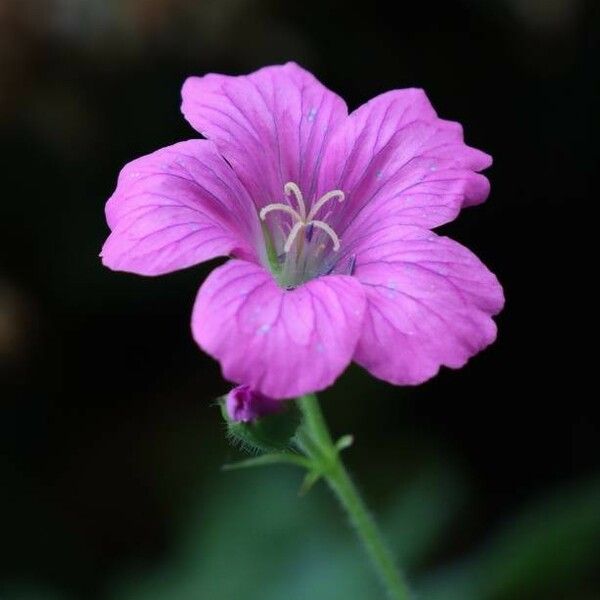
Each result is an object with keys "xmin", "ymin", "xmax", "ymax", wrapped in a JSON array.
[{"xmin": 220, "ymin": 394, "xmax": 302, "ymax": 453}]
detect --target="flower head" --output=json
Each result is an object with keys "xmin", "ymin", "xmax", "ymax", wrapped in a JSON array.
[{"xmin": 101, "ymin": 62, "xmax": 504, "ymax": 399}]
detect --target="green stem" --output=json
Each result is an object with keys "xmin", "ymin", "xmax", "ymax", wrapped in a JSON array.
[{"xmin": 296, "ymin": 394, "xmax": 411, "ymax": 600}]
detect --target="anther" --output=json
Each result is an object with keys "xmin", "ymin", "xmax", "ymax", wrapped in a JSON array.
[
  {"xmin": 307, "ymin": 189, "xmax": 344, "ymax": 221},
  {"xmin": 259, "ymin": 203, "xmax": 301, "ymax": 222},
  {"xmin": 284, "ymin": 182, "xmax": 307, "ymax": 220},
  {"xmin": 283, "ymin": 221, "xmax": 305, "ymax": 253},
  {"xmin": 308, "ymin": 220, "xmax": 341, "ymax": 251}
]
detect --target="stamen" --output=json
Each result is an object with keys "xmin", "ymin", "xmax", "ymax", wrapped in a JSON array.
[
  {"xmin": 262, "ymin": 182, "xmax": 344, "ymax": 257},
  {"xmin": 309, "ymin": 220, "xmax": 341, "ymax": 251},
  {"xmin": 284, "ymin": 182, "xmax": 307, "ymax": 220},
  {"xmin": 283, "ymin": 221, "xmax": 305, "ymax": 253},
  {"xmin": 259, "ymin": 203, "xmax": 302, "ymax": 222},
  {"xmin": 307, "ymin": 189, "xmax": 344, "ymax": 221}
]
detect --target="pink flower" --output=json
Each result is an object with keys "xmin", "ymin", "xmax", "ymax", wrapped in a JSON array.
[{"xmin": 101, "ymin": 63, "xmax": 504, "ymax": 399}]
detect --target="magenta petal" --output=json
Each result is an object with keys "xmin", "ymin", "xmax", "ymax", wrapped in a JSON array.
[
  {"xmin": 192, "ymin": 260, "xmax": 366, "ymax": 398},
  {"xmin": 353, "ymin": 227, "xmax": 504, "ymax": 385},
  {"xmin": 318, "ymin": 89, "xmax": 491, "ymax": 242},
  {"xmin": 226, "ymin": 385, "xmax": 281, "ymax": 423},
  {"xmin": 101, "ymin": 140, "xmax": 258, "ymax": 276},
  {"xmin": 181, "ymin": 62, "xmax": 347, "ymax": 209}
]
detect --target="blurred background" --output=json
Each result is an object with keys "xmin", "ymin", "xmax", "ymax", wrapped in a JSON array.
[{"xmin": 1, "ymin": 0, "xmax": 598, "ymax": 598}]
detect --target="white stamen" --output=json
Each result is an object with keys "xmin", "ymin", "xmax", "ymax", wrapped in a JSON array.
[
  {"xmin": 261, "ymin": 182, "xmax": 344, "ymax": 255},
  {"xmin": 259, "ymin": 203, "xmax": 302, "ymax": 222},
  {"xmin": 284, "ymin": 182, "xmax": 307, "ymax": 220},
  {"xmin": 283, "ymin": 221, "xmax": 305, "ymax": 253},
  {"xmin": 307, "ymin": 189, "xmax": 344, "ymax": 221},
  {"xmin": 308, "ymin": 220, "xmax": 341, "ymax": 251}
]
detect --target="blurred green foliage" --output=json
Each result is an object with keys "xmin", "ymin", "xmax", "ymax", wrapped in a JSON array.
[
  {"xmin": 3, "ymin": 455, "xmax": 598, "ymax": 600},
  {"xmin": 419, "ymin": 478, "xmax": 600, "ymax": 600},
  {"xmin": 111, "ymin": 468, "xmax": 600, "ymax": 600},
  {"xmin": 5, "ymin": 464, "xmax": 586, "ymax": 600}
]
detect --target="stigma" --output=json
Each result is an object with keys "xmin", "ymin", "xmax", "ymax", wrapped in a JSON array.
[{"xmin": 260, "ymin": 182, "xmax": 345, "ymax": 252}]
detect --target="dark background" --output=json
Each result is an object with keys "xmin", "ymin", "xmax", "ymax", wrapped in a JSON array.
[{"xmin": 1, "ymin": 1, "xmax": 597, "ymax": 599}]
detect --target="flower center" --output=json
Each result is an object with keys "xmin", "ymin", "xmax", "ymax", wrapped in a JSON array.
[
  {"xmin": 259, "ymin": 182, "xmax": 346, "ymax": 287},
  {"xmin": 260, "ymin": 182, "xmax": 344, "ymax": 252}
]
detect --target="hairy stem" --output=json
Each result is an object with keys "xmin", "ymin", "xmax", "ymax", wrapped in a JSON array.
[{"xmin": 296, "ymin": 394, "xmax": 411, "ymax": 600}]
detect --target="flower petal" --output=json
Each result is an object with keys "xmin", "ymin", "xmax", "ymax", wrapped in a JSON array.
[
  {"xmin": 225, "ymin": 385, "xmax": 282, "ymax": 423},
  {"xmin": 353, "ymin": 226, "xmax": 504, "ymax": 385},
  {"xmin": 318, "ymin": 89, "xmax": 491, "ymax": 242},
  {"xmin": 192, "ymin": 260, "xmax": 366, "ymax": 398},
  {"xmin": 101, "ymin": 140, "xmax": 258, "ymax": 275},
  {"xmin": 181, "ymin": 62, "xmax": 347, "ymax": 208}
]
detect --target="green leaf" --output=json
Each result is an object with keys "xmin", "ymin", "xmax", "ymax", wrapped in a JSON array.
[
  {"xmin": 383, "ymin": 463, "xmax": 468, "ymax": 570},
  {"xmin": 222, "ymin": 453, "xmax": 311, "ymax": 471},
  {"xmin": 418, "ymin": 477, "xmax": 600, "ymax": 600},
  {"xmin": 109, "ymin": 470, "xmax": 377, "ymax": 600},
  {"xmin": 479, "ymin": 477, "xmax": 600, "ymax": 599}
]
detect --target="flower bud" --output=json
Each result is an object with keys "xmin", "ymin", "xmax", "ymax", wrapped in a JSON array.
[
  {"xmin": 226, "ymin": 385, "xmax": 281, "ymax": 422},
  {"xmin": 220, "ymin": 385, "xmax": 301, "ymax": 453}
]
